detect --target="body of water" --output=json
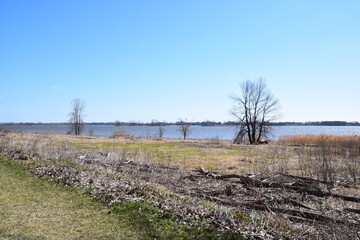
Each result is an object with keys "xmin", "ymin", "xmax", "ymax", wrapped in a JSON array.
[{"xmin": 2, "ymin": 124, "xmax": 360, "ymax": 141}]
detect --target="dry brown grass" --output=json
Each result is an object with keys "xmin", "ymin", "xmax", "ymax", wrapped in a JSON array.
[
  {"xmin": 0, "ymin": 132, "xmax": 297, "ymax": 176},
  {"xmin": 280, "ymin": 134, "xmax": 360, "ymax": 183},
  {"xmin": 280, "ymin": 134, "xmax": 360, "ymax": 147},
  {"xmin": 33, "ymin": 133, "xmax": 266, "ymax": 173},
  {"xmin": 1, "ymin": 132, "xmax": 358, "ymax": 183},
  {"xmin": 1, "ymin": 132, "xmax": 360, "ymax": 239}
]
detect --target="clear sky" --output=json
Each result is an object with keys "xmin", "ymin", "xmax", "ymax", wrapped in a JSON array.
[{"xmin": 1, "ymin": 0, "xmax": 359, "ymax": 123}]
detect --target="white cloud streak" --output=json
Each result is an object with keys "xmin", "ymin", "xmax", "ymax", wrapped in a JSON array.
[{"xmin": 52, "ymin": 86, "xmax": 62, "ymax": 91}]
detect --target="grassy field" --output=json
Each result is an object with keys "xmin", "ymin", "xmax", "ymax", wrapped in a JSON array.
[
  {"xmin": 0, "ymin": 157, "xmax": 143, "ymax": 240},
  {"xmin": 61, "ymin": 135, "xmax": 275, "ymax": 173},
  {"xmin": 1, "ymin": 132, "xmax": 359, "ymax": 239},
  {"xmin": 0, "ymin": 156, "xmax": 243, "ymax": 240}
]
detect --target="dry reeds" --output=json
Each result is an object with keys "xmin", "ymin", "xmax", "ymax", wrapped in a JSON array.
[
  {"xmin": 281, "ymin": 134, "xmax": 360, "ymax": 184},
  {"xmin": 280, "ymin": 134, "xmax": 360, "ymax": 148}
]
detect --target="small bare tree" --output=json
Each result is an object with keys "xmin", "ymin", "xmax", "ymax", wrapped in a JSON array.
[
  {"xmin": 68, "ymin": 98, "xmax": 86, "ymax": 135},
  {"xmin": 158, "ymin": 125, "xmax": 165, "ymax": 139},
  {"xmin": 231, "ymin": 78, "xmax": 280, "ymax": 144},
  {"xmin": 178, "ymin": 119, "xmax": 192, "ymax": 141}
]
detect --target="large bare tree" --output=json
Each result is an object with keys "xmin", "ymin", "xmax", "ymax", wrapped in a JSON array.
[
  {"xmin": 231, "ymin": 78, "xmax": 280, "ymax": 144},
  {"xmin": 68, "ymin": 98, "xmax": 86, "ymax": 135}
]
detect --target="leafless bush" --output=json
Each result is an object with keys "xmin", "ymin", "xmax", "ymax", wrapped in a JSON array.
[
  {"xmin": 295, "ymin": 146, "xmax": 315, "ymax": 178},
  {"xmin": 286, "ymin": 135, "xmax": 360, "ymax": 184},
  {"xmin": 248, "ymin": 146, "xmax": 290, "ymax": 175},
  {"xmin": 211, "ymin": 136, "xmax": 221, "ymax": 144},
  {"xmin": 36, "ymin": 139, "xmax": 76, "ymax": 161},
  {"xmin": 112, "ymin": 130, "xmax": 125, "ymax": 138},
  {"xmin": 0, "ymin": 133, "xmax": 11, "ymax": 157},
  {"xmin": 0, "ymin": 126, "xmax": 10, "ymax": 135},
  {"xmin": 0, "ymin": 133, "xmax": 39, "ymax": 158},
  {"xmin": 342, "ymin": 138, "xmax": 360, "ymax": 183},
  {"xmin": 88, "ymin": 128, "xmax": 94, "ymax": 136},
  {"xmin": 158, "ymin": 125, "xmax": 164, "ymax": 139},
  {"xmin": 268, "ymin": 146, "xmax": 289, "ymax": 174},
  {"xmin": 0, "ymin": 133, "xmax": 76, "ymax": 161},
  {"xmin": 315, "ymin": 137, "xmax": 335, "ymax": 184},
  {"xmin": 112, "ymin": 130, "xmax": 133, "ymax": 139},
  {"xmin": 294, "ymin": 144, "xmax": 335, "ymax": 184},
  {"xmin": 106, "ymin": 150, "xmax": 132, "ymax": 172}
]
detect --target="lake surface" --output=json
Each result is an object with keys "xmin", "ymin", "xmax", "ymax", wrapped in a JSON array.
[{"xmin": 2, "ymin": 124, "xmax": 360, "ymax": 141}]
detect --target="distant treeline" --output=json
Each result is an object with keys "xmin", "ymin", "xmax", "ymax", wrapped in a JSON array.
[
  {"xmin": 2, "ymin": 121, "xmax": 360, "ymax": 127},
  {"xmin": 114, "ymin": 120, "xmax": 224, "ymax": 126},
  {"xmin": 114, "ymin": 120, "xmax": 360, "ymax": 127},
  {"xmin": 270, "ymin": 121, "xmax": 360, "ymax": 126}
]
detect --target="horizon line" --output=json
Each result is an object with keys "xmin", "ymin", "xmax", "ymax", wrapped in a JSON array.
[{"xmin": 1, "ymin": 120, "xmax": 360, "ymax": 125}]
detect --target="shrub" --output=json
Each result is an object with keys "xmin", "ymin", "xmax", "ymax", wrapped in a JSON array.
[
  {"xmin": 112, "ymin": 131, "xmax": 131, "ymax": 139},
  {"xmin": 281, "ymin": 135, "xmax": 360, "ymax": 183}
]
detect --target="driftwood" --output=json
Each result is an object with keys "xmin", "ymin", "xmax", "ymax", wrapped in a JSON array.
[
  {"xmin": 243, "ymin": 202, "xmax": 345, "ymax": 224},
  {"xmin": 195, "ymin": 168, "xmax": 360, "ymax": 203},
  {"xmin": 196, "ymin": 194, "xmax": 354, "ymax": 226},
  {"xmin": 298, "ymin": 189, "xmax": 360, "ymax": 203},
  {"xmin": 332, "ymin": 193, "xmax": 360, "ymax": 202},
  {"xmin": 279, "ymin": 173, "xmax": 331, "ymax": 185},
  {"xmin": 197, "ymin": 167, "xmax": 267, "ymax": 186},
  {"xmin": 280, "ymin": 198, "xmax": 314, "ymax": 210},
  {"xmin": 344, "ymin": 208, "xmax": 360, "ymax": 214},
  {"xmin": 200, "ymin": 194, "xmax": 358, "ymax": 226}
]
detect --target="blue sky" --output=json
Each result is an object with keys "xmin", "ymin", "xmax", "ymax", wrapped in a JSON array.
[{"xmin": 1, "ymin": 0, "xmax": 360, "ymax": 123}]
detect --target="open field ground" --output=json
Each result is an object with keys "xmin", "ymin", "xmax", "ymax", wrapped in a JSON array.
[
  {"xmin": 46, "ymin": 134, "xmax": 292, "ymax": 174},
  {"xmin": 0, "ymin": 132, "xmax": 359, "ymax": 239},
  {"xmin": 0, "ymin": 157, "xmax": 242, "ymax": 240},
  {"xmin": 0, "ymin": 158, "xmax": 139, "ymax": 239}
]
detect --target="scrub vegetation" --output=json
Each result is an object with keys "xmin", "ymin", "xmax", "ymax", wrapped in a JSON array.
[{"xmin": 0, "ymin": 131, "xmax": 359, "ymax": 239}]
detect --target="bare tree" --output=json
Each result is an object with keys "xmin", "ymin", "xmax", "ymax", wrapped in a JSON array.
[
  {"xmin": 88, "ymin": 128, "xmax": 94, "ymax": 136},
  {"xmin": 158, "ymin": 125, "xmax": 165, "ymax": 139},
  {"xmin": 178, "ymin": 119, "xmax": 192, "ymax": 141},
  {"xmin": 68, "ymin": 98, "xmax": 86, "ymax": 135},
  {"xmin": 231, "ymin": 78, "xmax": 280, "ymax": 144}
]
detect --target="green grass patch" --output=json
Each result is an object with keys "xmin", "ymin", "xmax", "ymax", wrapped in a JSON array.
[
  {"xmin": 0, "ymin": 158, "xmax": 138, "ymax": 240},
  {"xmin": 113, "ymin": 201, "xmax": 244, "ymax": 240},
  {"xmin": 0, "ymin": 158, "xmax": 244, "ymax": 239},
  {"xmin": 63, "ymin": 137, "xmax": 266, "ymax": 172},
  {"xmin": 72, "ymin": 141, "xmax": 178, "ymax": 152}
]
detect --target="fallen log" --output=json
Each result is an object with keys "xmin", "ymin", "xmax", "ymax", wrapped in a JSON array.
[
  {"xmin": 297, "ymin": 188, "xmax": 360, "ymax": 203},
  {"xmin": 194, "ymin": 168, "xmax": 360, "ymax": 203},
  {"xmin": 344, "ymin": 208, "xmax": 360, "ymax": 214},
  {"xmin": 193, "ymin": 194, "xmax": 355, "ymax": 226},
  {"xmin": 281, "ymin": 199, "xmax": 314, "ymax": 210},
  {"xmin": 280, "ymin": 173, "xmax": 331, "ymax": 185},
  {"xmin": 332, "ymin": 193, "xmax": 360, "ymax": 203},
  {"xmin": 238, "ymin": 175, "xmax": 268, "ymax": 187},
  {"xmin": 241, "ymin": 202, "xmax": 355, "ymax": 226},
  {"xmin": 215, "ymin": 173, "xmax": 243, "ymax": 180},
  {"xmin": 193, "ymin": 185, "xmax": 234, "ymax": 197}
]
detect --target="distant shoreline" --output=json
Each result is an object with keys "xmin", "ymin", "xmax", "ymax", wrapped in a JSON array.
[{"xmin": 1, "ymin": 121, "xmax": 360, "ymax": 127}]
